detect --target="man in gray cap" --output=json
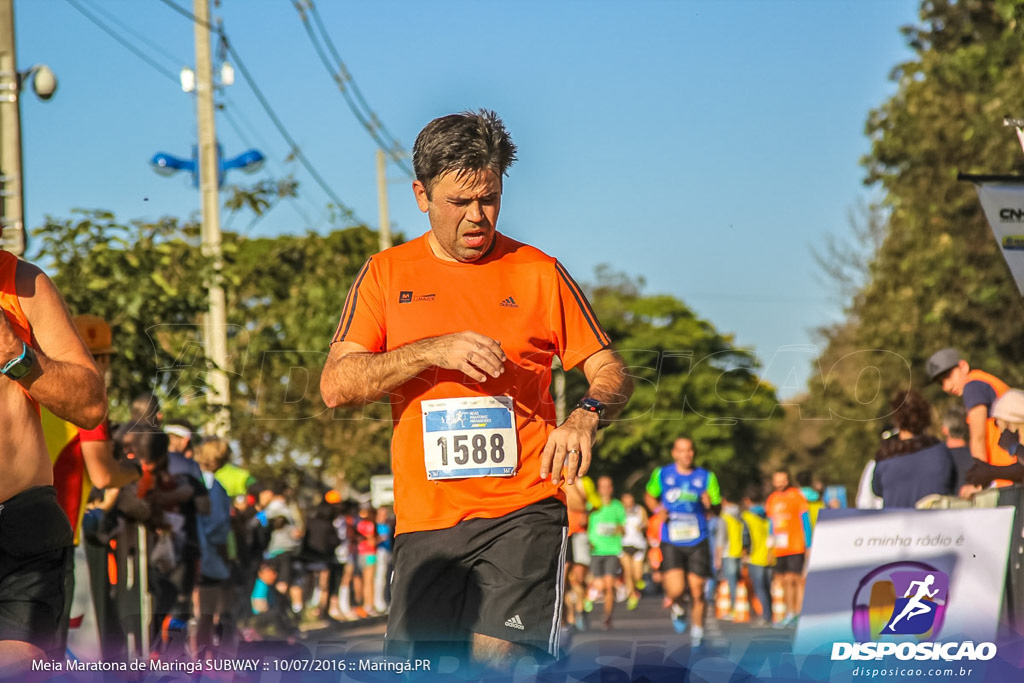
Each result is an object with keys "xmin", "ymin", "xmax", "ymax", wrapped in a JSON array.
[{"xmin": 925, "ymin": 348, "xmax": 1015, "ymax": 489}]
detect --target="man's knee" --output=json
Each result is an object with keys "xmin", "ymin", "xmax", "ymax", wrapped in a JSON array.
[
  {"xmin": 0, "ymin": 640, "xmax": 47, "ymax": 676},
  {"xmin": 469, "ymin": 632, "xmax": 531, "ymax": 670}
]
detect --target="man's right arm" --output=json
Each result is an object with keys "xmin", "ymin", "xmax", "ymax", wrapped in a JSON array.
[
  {"xmin": 320, "ymin": 332, "xmax": 506, "ymax": 408},
  {"xmin": 81, "ymin": 440, "xmax": 141, "ymax": 490},
  {"xmin": 966, "ymin": 404, "xmax": 990, "ymax": 462}
]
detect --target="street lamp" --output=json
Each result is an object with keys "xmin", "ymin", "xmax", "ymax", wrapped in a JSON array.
[{"xmin": 149, "ymin": 143, "xmax": 264, "ymax": 187}]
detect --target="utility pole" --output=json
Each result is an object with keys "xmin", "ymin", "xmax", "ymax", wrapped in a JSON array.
[
  {"xmin": 0, "ymin": 0, "xmax": 24, "ymax": 255},
  {"xmin": 194, "ymin": 0, "xmax": 230, "ymax": 435},
  {"xmin": 376, "ymin": 148, "xmax": 391, "ymax": 251}
]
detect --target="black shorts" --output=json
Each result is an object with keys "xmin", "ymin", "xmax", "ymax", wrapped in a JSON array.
[
  {"xmin": 565, "ymin": 531, "xmax": 590, "ymax": 567},
  {"xmin": 590, "ymin": 555, "xmax": 621, "ymax": 578},
  {"xmin": 385, "ymin": 497, "xmax": 567, "ymax": 662},
  {"xmin": 660, "ymin": 539, "xmax": 712, "ymax": 578},
  {"xmin": 0, "ymin": 486, "xmax": 74, "ymax": 655},
  {"xmin": 775, "ymin": 553, "xmax": 805, "ymax": 575}
]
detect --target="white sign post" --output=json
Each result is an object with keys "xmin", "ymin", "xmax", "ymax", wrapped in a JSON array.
[{"xmin": 971, "ymin": 180, "xmax": 1024, "ymax": 296}]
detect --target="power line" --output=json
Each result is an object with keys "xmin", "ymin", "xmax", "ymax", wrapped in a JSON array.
[
  {"xmin": 65, "ymin": 0, "xmax": 180, "ymax": 84},
  {"xmin": 296, "ymin": 0, "xmax": 412, "ymax": 177},
  {"xmin": 220, "ymin": 100, "xmax": 318, "ymax": 233},
  {"xmin": 154, "ymin": 0, "xmax": 365, "ymax": 225},
  {"xmin": 78, "ymin": 0, "xmax": 186, "ymax": 67}
]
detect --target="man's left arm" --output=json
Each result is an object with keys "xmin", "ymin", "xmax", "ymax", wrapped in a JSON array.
[
  {"xmin": 540, "ymin": 348, "xmax": 632, "ymax": 485},
  {"xmin": 2, "ymin": 262, "xmax": 106, "ymax": 428}
]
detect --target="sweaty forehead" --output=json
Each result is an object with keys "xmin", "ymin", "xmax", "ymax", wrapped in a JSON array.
[{"xmin": 436, "ymin": 168, "xmax": 501, "ymax": 195}]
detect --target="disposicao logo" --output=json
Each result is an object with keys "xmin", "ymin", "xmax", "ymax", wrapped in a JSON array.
[{"xmin": 831, "ymin": 563, "xmax": 996, "ymax": 662}]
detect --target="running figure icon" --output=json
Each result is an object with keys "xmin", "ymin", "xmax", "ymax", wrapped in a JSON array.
[{"xmin": 886, "ymin": 574, "xmax": 939, "ymax": 632}]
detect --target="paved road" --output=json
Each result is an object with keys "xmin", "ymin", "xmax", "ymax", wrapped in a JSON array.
[{"xmin": 283, "ymin": 591, "xmax": 802, "ymax": 681}]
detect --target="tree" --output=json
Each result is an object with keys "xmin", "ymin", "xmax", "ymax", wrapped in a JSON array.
[
  {"xmin": 34, "ymin": 203, "xmax": 394, "ymax": 490},
  {"xmin": 569, "ymin": 267, "xmax": 780, "ymax": 499},
  {"xmin": 797, "ymin": 0, "xmax": 1024, "ymax": 492}
]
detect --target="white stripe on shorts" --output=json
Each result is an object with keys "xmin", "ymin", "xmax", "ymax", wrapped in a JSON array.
[{"xmin": 548, "ymin": 525, "xmax": 568, "ymax": 657}]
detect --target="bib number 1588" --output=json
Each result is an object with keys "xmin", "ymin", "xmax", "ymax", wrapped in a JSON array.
[{"xmin": 436, "ymin": 433, "xmax": 506, "ymax": 465}]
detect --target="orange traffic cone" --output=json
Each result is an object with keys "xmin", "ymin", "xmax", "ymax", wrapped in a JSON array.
[
  {"xmin": 733, "ymin": 582, "xmax": 751, "ymax": 623},
  {"xmin": 715, "ymin": 581, "xmax": 731, "ymax": 619},
  {"xmin": 771, "ymin": 581, "xmax": 787, "ymax": 624}
]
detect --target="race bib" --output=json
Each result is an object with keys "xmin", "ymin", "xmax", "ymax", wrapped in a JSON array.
[
  {"xmin": 422, "ymin": 396, "xmax": 518, "ymax": 480},
  {"xmin": 774, "ymin": 532, "xmax": 790, "ymax": 548},
  {"xmin": 596, "ymin": 522, "xmax": 618, "ymax": 537},
  {"xmin": 667, "ymin": 514, "xmax": 701, "ymax": 543}
]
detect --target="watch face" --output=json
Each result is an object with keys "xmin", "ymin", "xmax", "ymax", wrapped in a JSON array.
[
  {"xmin": 3, "ymin": 345, "xmax": 34, "ymax": 380},
  {"xmin": 580, "ymin": 398, "xmax": 606, "ymax": 414}
]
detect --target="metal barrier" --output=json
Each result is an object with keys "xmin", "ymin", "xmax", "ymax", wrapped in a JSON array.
[{"xmin": 918, "ymin": 484, "xmax": 1024, "ymax": 635}]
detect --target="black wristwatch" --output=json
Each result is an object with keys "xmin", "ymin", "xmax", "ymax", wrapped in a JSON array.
[
  {"xmin": 575, "ymin": 397, "xmax": 608, "ymax": 429},
  {"xmin": 1, "ymin": 341, "xmax": 36, "ymax": 381}
]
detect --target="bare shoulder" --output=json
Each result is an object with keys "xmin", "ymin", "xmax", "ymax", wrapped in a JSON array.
[
  {"xmin": 14, "ymin": 259, "xmax": 61, "ymax": 306},
  {"xmin": 14, "ymin": 259, "xmax": 88, "ymax": 357}
]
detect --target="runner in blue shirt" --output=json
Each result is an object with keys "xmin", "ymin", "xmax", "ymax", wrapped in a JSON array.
[{"xmin": 645, "ymin": 437, "xmax": 722, "ymax": 646}]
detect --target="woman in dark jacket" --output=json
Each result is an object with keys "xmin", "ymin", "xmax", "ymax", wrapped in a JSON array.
[{"xmin": 872, "ymin": 390, "xmax": 956, "ymax": 508}]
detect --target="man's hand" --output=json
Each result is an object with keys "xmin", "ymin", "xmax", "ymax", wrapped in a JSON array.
[
  {"xmin": 429, "ymin": 331, "xmax": 506, "ymax": 383},
  {"xmin": 959, "ymin": 484, "xmax": 983, "ymax": 499},
  {"xmin": 700, "ymin": 492, "xmax": 711, "ymax": 509},
  {"xmin": 540, "ymin": 408, "xmax": 598, "ymax": 486}
]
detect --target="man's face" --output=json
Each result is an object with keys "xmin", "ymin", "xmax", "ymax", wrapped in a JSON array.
[
  {"xmin": 940, "ymin": 362, "xmax": 969, "ymax": 396},
  {"xmin": 414, "ymin": 169, "xmax": 502, "ymax": 263},
  {"xmin": 772, "ymin": 472, "xmax": 789, "ymax": 491},
  {"xmin": 168, "ymin": 435, "xmax": 188, "ymax": 453},
  {"xmin": 671, "ymin": 439, "xmax": 695, "ymax": 470},
  {"xmin": 597, "ymin": 476, "xmax": 613, "ymax": 500}
]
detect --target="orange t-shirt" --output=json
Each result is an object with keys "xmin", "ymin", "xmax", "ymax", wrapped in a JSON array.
[
  {"xmin": 332, "ymin": 232, "xmax": 611, "ymax": 535},
  {"xmin": 765, "ymin": 487, "xmax": 809, "ymax": 557},
  {"xmin": 0, "ymin": 252, "xmax": 32, "ymax": 347},
  {"xmin": 0, "ymin": 252, "xmax": 35, "ymax": 401},
  {"xmin": 964, "ymin": 370, "xmax": 1014, "ymax": 480}
]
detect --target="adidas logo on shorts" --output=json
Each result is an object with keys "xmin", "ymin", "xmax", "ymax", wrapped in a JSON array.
[{"xmin": 504, "ymin": 614, "xmax": 525, "ymax": 630}]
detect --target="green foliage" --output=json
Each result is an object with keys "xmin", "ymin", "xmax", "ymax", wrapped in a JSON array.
[
  {"xmin": 34, "ymin": 194, "xmax": 395, "ymax": 489},
  {"xmin": 34, "ymin": 210, "xmax": 212, "ymax": 423},
  {"xmin": 571, "ymin": 267, "xmax": 780, "ymax": 500},
  {"xmin": 794, "ymin": 0, "xmax": 1024, "ymax": 491}
]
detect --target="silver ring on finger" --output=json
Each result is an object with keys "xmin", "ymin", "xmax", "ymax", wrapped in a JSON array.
[{"xmin": 567, "ymin": 449, "xmax": 580, "ymax": 456}]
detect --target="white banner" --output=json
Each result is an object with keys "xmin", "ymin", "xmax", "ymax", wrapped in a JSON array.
[
  {"xmin": 973, "ymin": 181, "xmax": 1024, "ymax": 296},
  {"xmin": 794, "ymin": 507, "xmax": 1014, "ymax": 654}
]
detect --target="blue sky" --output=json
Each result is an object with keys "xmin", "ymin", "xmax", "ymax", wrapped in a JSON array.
[{"xmin": 13, "ymin": 0, "xmax": 919, "ymax": 398}]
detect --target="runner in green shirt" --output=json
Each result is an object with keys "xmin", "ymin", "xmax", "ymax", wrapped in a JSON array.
[{"xmin": 587, "ymin": 476, "xmax": 625, "ymax": 629}]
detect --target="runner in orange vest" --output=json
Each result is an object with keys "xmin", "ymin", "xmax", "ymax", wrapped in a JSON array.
[{"xmin": 926, "ymin": 348, "xmax": 1015, "ymax": 490}]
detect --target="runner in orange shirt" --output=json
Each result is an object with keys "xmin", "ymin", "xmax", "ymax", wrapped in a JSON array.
[
  {"xmin": 765, "ymin": 470, "xmax": 810, "ymax": 627},
  {"xmin": 320, "ymin": 110, "xmax": 632, "ymax": 670}
]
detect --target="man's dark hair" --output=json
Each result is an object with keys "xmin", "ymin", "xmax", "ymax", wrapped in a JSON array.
[
  {"xmin": 876, "ymin": 389, "xmax": 939, "ymax": 461},
  {"xmin": 890, "ymin": 389, "xmax": 933, "ymax": 436},
  {"xmin": 412, "ymin": 109, "xmax": 517, "ymax": 195},
  {"xmin": 943, "ymin": 404, "xmax": 968, "ymax": 440},
  {"xmin": 744, "ymin": 485, "xmax": 764, "ymax": 505}
]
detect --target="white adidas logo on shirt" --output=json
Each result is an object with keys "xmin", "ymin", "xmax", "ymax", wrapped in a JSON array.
[{"xmin": 504, "ymin": 614, "xmax": 525, "ymax": 630}]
